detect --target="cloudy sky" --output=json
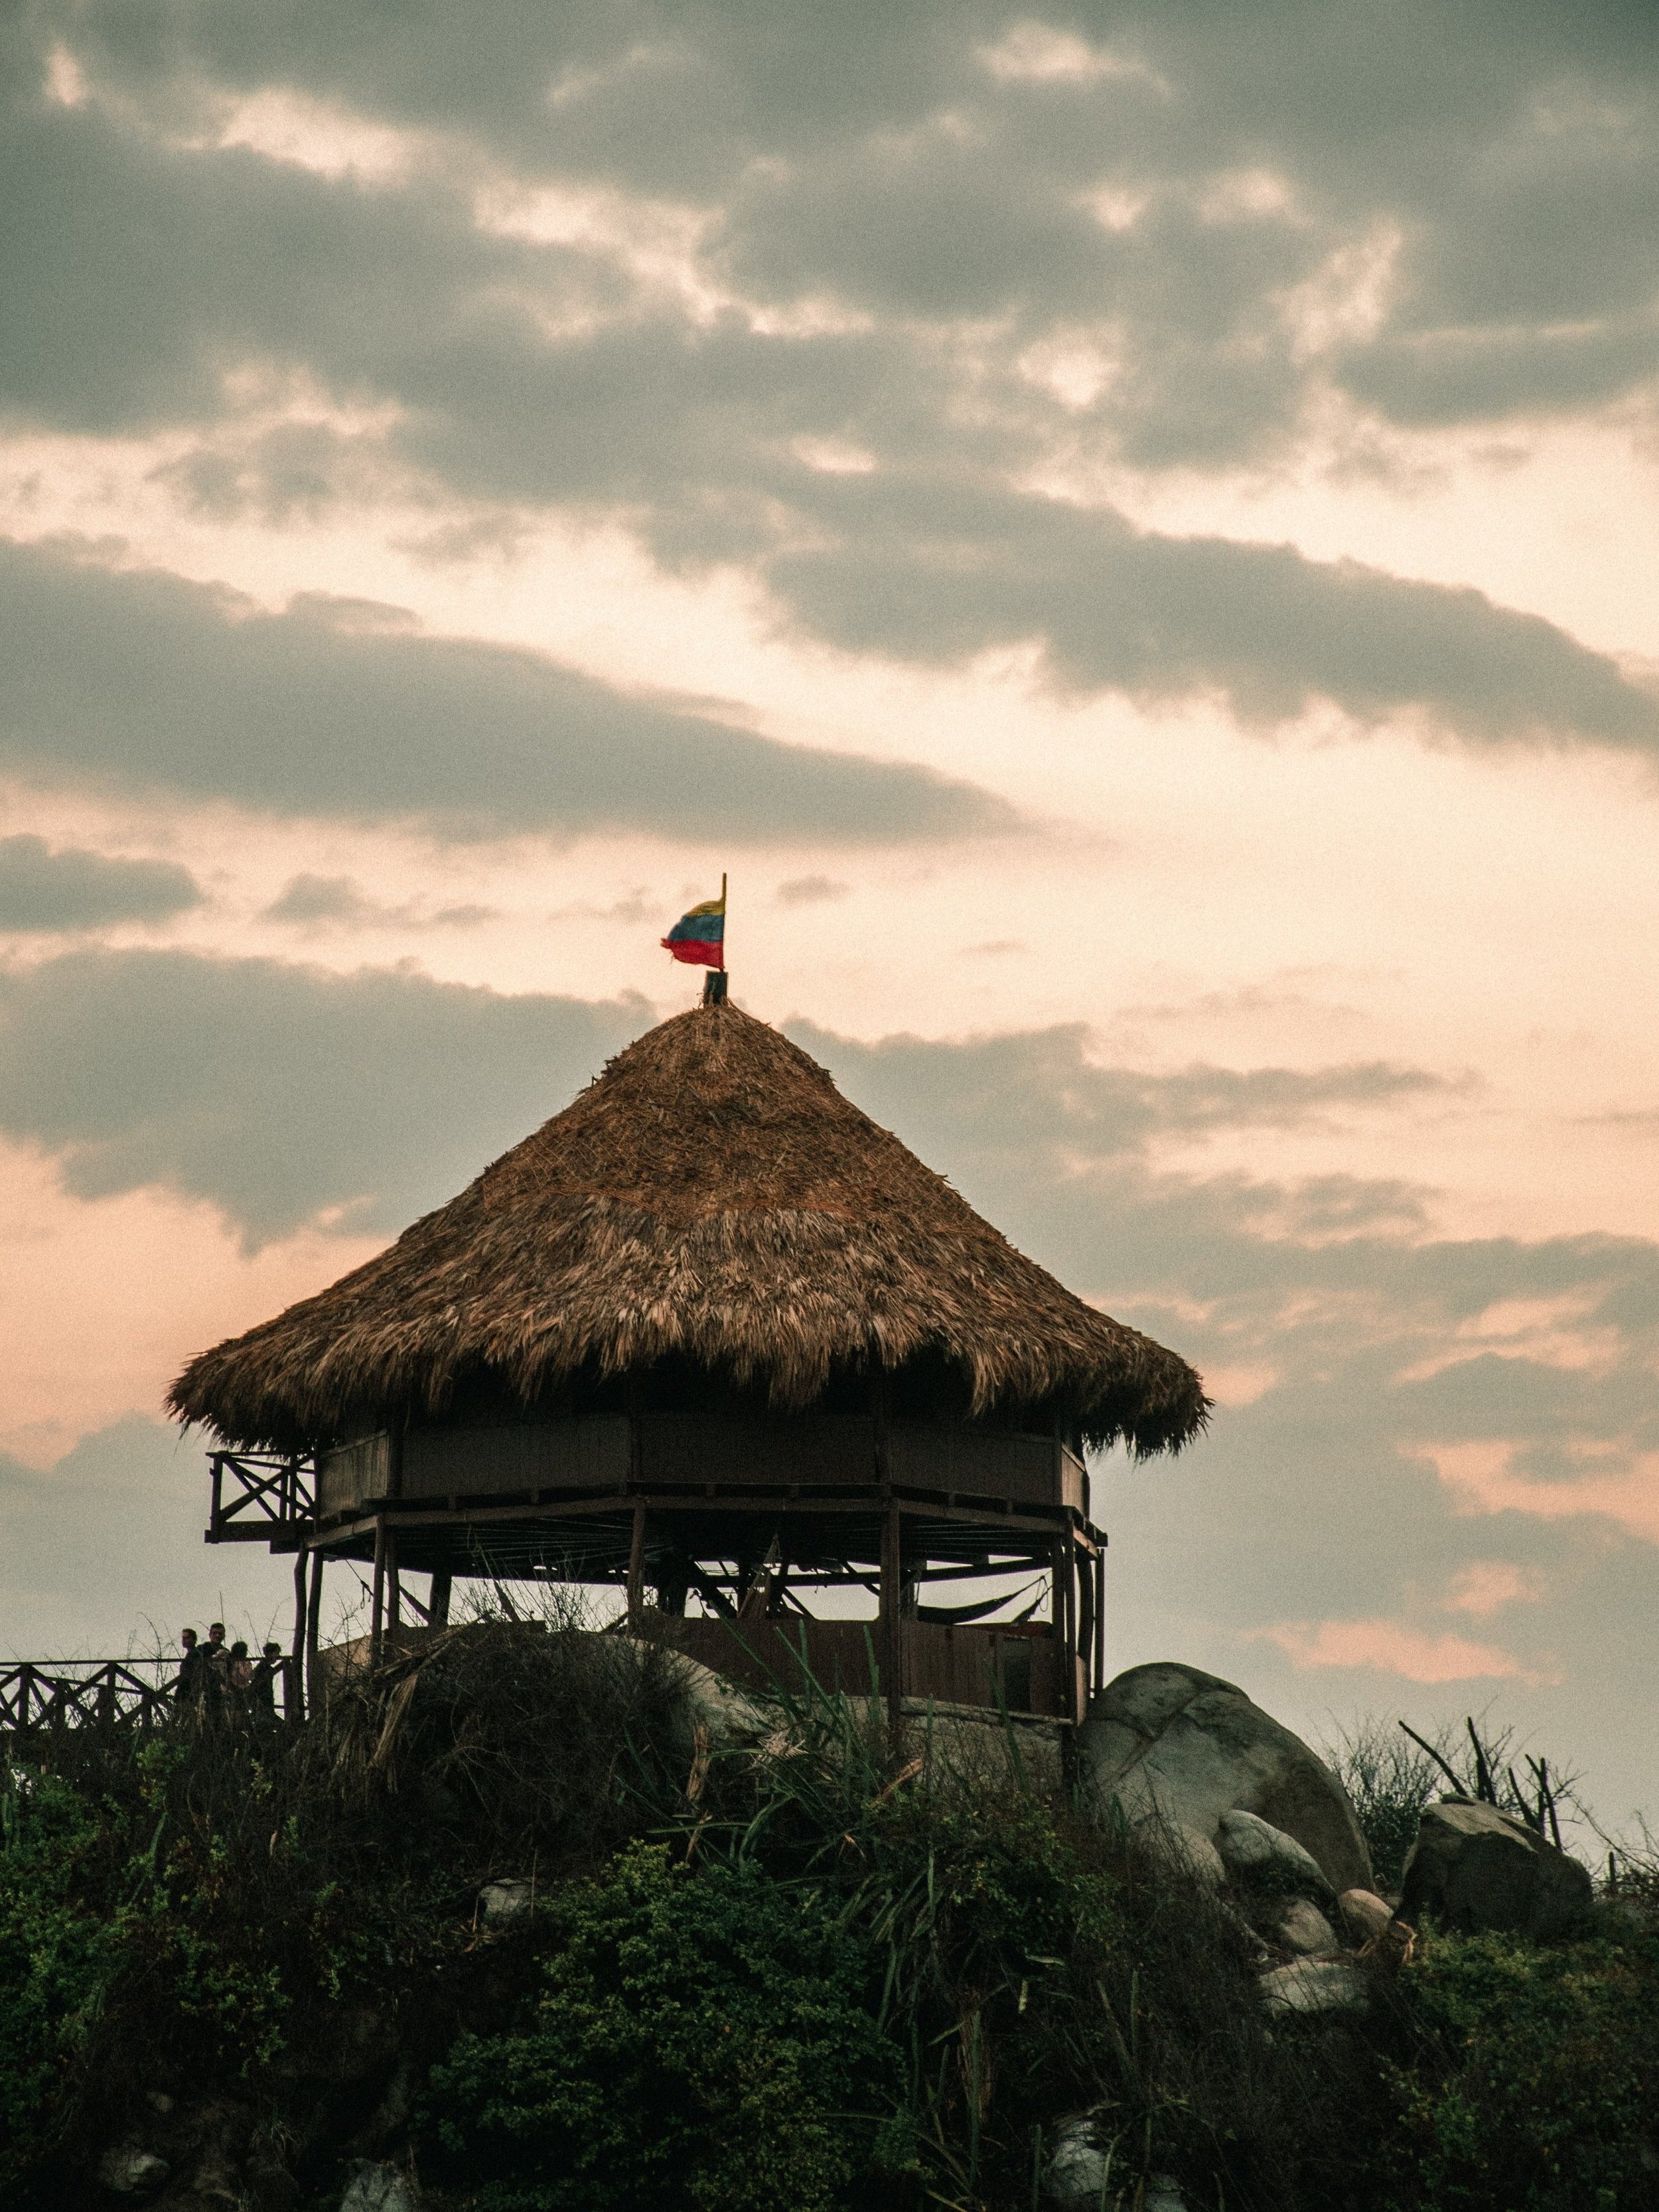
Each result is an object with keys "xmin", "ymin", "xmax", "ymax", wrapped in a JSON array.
[{"xmin": 3, "ymin": 1, "xmax": 1656, "ymax": 1827}]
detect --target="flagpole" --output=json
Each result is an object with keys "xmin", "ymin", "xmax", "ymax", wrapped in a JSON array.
[{"xmin": 703, "ymin": 873, "xmax": 729, "ymax": 1005}]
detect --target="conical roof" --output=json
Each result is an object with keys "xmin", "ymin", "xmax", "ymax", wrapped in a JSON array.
[{"xmin": 169, "ymin": 1001, "xmax": 1206, "ymax": 1455}]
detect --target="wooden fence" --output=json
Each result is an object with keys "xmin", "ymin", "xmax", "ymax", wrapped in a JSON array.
[{"xmin": 0, "ymin": 1656, "xmax": 301, "ymax": 1734}]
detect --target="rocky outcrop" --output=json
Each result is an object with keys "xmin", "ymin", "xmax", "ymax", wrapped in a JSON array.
[
  {"xmin": 1076, "ymin": 1663, "xmax": 1373, "ymax": 1894},
  {"xmin": 1400, "ymin": 1798, "xmax": 1595, "ymax": 1941}
]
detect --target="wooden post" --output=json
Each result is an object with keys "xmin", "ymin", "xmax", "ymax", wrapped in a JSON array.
[
  {"xmin": 879, "ymin": 1499, "xmax": 902, "ymax": 1741},
  {"xmin": 1070, "ymin": 1539, "xmax": 1084, "ymax": 1725},
  {"xmin": 370, "ymin": 1517, "xmax": 387, "ymax": 1663},
  {"xmin": 429, "ymin": 1565, "xmax": 452, "ymax": 1629},
  {"xmin": 626, "ymin": 1503, "xmax": 648, "ymax": 1629},
  {"xmin": 1076, "ymin": 1545, "xmax": 1095, "ymax": 1704},
  {"xmin": 289, "ymin": 1546, "xmax": 308, "ymax": 1722},
  {"xmin": 1092, "ymin": 1550, "xmax": 1106, "ymax": 1699},
  {"xmin": 305, "ymin": 1547, "xmax": 325, "ymax": 1715},
  {"xmin": 386, "ymin": 1525, "xmax": 402, "ymax": 1640}
]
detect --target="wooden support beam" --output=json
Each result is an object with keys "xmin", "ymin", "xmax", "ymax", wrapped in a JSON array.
[
  {"xmin": 386, "ymin": 1524, "xmax": 402, "ymax": 1637},
  {"xmin": 305, "ymin": 1547, "xmax": 324, "ymax": 1716},
  {"xmin": 429, "ymin": 1566, "xmax": 452, "ymax": 1628},
  {"xmin": 370, "ymin": 1516, "xmax": 387, "ymax": 1664},
  {"xmin": 1092, "ymin": 1551, "xmax": 1106, "ymax": 1698},
  {"xmin": 879, "ymin": 1498, "xmax": 902, "ymax": 1741},
  {"xmin": 1076, "ymin": 1542, "xmax": 1095, "ymax": 1706},
  {"xmin": 289, "ymin": 1547, "xmax": 308, "ymax": 1723},
  {"xmin": 626, "ymin": 1503, "xmax": 648, "ymax": 1629}
]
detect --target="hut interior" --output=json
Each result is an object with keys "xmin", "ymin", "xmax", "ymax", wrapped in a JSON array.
[{"xmin": 174, "ymin": 999, "xmax": 1206, "ymax": 1724}]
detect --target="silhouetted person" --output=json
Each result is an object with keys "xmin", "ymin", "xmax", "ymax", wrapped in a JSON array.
[
  {"xmin": 228, "ymin": 1639, "xmax": 254, "ymax": 1700},
  {"xmin": 174, "ymin": 1627, "xmax": 210, "ymax": 1703},
  {"xmin": 251, "ymin": 1642, "xmax": 284, "ymax": 1722}
]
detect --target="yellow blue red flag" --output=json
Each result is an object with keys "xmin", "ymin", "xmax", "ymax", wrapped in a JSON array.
[{"xmin": 661, "ymin": 877, "xmax": 726, "ymax": 969}]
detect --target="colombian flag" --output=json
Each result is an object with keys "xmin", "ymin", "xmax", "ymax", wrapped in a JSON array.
[{"xmin": 661, "ymin": 878, "xmax": 726, "ymax": 968}]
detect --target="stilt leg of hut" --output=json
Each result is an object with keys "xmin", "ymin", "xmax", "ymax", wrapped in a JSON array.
[
  {"xmin": 1061, "ymin": 1540, "xmax": 1079, "ymax": 1722},
  {"xmin": 880, "ymin": 1501, "xmax": 903, "ymax": 1744},
  {"xmin": 386, "ymin": 1527, "xmax": 402, "ymax": 1640},
  {"xmin": 289, "ymin": 1547, "xmax": 308, "ymax": 1722},
  {"xmin": 626, "ymin": 1504, "xmax": 648, "ymax": 1629},
  {"xmin": 1076, "ymin": 1546, "xmax": 1095, "ymax": 1709},
  {"xmin": 1092, "ymin": 1551, "xmax": 1106, "ymax": 1699},
  {"xmin": 429, "ymin": 1566, "xmax": 452, "ymax": 1629},
  {"xmin": 305, "ymin": 1547, "xmax": 324, "ymax": 1715},
  {"xmin": 370, "ymin": 1518, "xmax": 387, "ymax": 1664}
]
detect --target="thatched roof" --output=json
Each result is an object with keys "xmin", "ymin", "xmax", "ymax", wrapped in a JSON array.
[{"xmin": 170, "ymin": 1002, "xmax": 1206, "ymax": 1455}]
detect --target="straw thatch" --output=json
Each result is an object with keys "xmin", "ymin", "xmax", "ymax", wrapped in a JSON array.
[{"xmin": 170, "ymin": 1002, "xmax": 1206, "ymax": 1455}]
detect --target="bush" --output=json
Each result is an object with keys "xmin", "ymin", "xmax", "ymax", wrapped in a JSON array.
[
  {"xmin": 425, "ymin": 1843, "xmax": 901, "ymax": 2212},
  {"xmin": 1387, "ymin": 1924, "xmax": 1659, "ymax": 2211},
  {"xmin": 0, "ymin": 1767, "xmax": 131, "ymax": 2184}
]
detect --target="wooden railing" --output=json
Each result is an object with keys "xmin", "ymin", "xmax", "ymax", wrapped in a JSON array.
[
  {"xmin": 0, "ymin": 1656, "xmax": 301, "ymax": 1733},
  {"xmin": 208, "ymin": 1451, "xmax": 316, "ymax": 1542}
]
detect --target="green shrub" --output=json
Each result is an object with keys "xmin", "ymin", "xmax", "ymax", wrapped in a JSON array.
[
  {"xmin": 1390, "ymin": 1925, "xmax": 1659, "ymax": 2211},
  {"xmin": 425, "ymin": 1843, "xmax": 901, "ymax": 2212},
  {"xmin": 0, "ymin": 1767, "xmax": 131, "ymax": 2183}
]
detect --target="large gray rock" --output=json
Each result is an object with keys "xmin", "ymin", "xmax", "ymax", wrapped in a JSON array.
[
  {"xmin": 1077, "ymin": 1664, "xmax": 1372, "ymax": 1895},
  {"xmin": 98, "ymin": 2147, "xmax": 171, "ymax": 2195},
  {"xmin": 1258, "ymin": 1958, "xmax": 1369, "ymax": 2018},
  {"xmin": 1043, "ymin": 2116, "xmax": 1190, "ymax": 2210},
  {"xmin": 1400, "ymin": 1799, "xmax": 1594, "ymax": 1940},
  {"xmin": 1215, "ymin": 1808, "xmax": 1333, "ymax": 1899},
  {"xmin": 340, "ymin": 2162, "xmax": 419, "ymax": 2212}
]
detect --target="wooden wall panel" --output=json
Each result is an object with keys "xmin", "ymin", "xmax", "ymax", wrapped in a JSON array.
[{"xmin": 401, "ymin": 1418, "xmax": 630, "ymax": 1499}]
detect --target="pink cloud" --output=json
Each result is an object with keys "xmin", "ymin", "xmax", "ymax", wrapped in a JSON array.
[
  {"xmin": 1258, "ymin": 1615, "xmax": 1553, "ymax": 1685},
  {"xmin": 1419, "ymin": 1439, "xmax": 1659, "ymax": 1546},
  {"xmin": 1444, "ymin": 1559, "xmax": 1544, "ymax": 1617}
]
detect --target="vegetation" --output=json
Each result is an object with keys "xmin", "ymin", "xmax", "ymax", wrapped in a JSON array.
[{"xmin": 2, "ymin": 1622, "xmax": 1656, "ymax": 2210}]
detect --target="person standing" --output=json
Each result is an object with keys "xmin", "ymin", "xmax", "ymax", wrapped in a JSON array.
[
  {"xmin": 251, "ymin": 1642, "xmax": 284, "ymax": 1723},
  {"xmin": 174, "ymin": 1627, "xmax": 209, "ymax": 1703}
]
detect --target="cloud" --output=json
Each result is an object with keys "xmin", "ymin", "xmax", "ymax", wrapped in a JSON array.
[
  {"xmin": 1258, "ymin": 1616, "xmax": 1546, "ymax": 1686},
  {"xmin": 3, "ymin": 25, "xmax": 1656, "ymax": 761},
  {"xmin": 0, "ymin": 946, "xmax": 651, "ymax": 1244},
  {"xmin": 262, "ymin": 872, "xmax": 494, "ymax": 930},
  {"xmin": 0, "ymin": 540, "xmax": 1010, "ymax": 844},
  {"xmin": 0, "ymin": 833, "xmax": 203, "ymax": 931},
  {"xmin": 775, "ymin": 875, "xmax": 849, "ymax": 907},
  {"xmin": 1417, "ymin": 1439, "xmax": 1659, "ymax": 1546},
  {"xmin": 1445, "ymin": 1560, "xmax": 1545, "ymax": 1617},
  {"xmin": 786, "ymin": 1017, "xmax": 1452, "ymax": 1177},
  {"xmin": 0, "ymin": 1416, "xmax": 290, "ymax": 1657}
]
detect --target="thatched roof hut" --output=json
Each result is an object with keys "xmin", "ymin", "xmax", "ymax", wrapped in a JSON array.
[{"xmin": 171, "ymin": 1001, "xmax": 1204, "ymax": 1457}]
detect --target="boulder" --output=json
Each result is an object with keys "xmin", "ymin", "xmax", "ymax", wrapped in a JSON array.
[
  {"xmin": 1215, "ymin": 1809, "xmax": 1333, "ymax": 1899},
  {"xmin": 1337, "ymin": 1888, "xmax": 1396, "ymax": 1945},
  {"xmin": 1400, "ymin": 1799, "xmax": 1594, "ymax": 1941},
  {"xmin": 478, "ymin": 1878, "xmax": 534, "ymax": 1927},
  {"xmin": 98, "ymin": 2148, "xmax": 171, "ymax": 2196},
  {"xmin": 340, "ymin": 2162, "xmax": 419, "ymax": 2212},
  {"xmin": 1276, "ymin": 1897, "xmax": 1338, "ymax": 1956},
  {"xmin": 1257, "ymin": 1958, "xmax": 1369, "ymax": 2018},
  {"xmin": 1043, "ymin": 2116, "xmax": 1191, "ymax": 2210},
  {"xmin": 1077, "ymin": 1664, "xmax": 1372, "ymax": 1895}
]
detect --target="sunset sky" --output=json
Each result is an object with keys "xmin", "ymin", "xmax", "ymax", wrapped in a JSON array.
[{"xmin": 2, "ymin": 2, "xmax": 1656, "ymax": 1828}]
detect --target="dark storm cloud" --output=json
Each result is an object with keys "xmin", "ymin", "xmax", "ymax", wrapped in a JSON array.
[
  {"xmin": 0, "ymin": 542, "xmax": 1008, "ymax": 842},
  {"xmin": 3, "ymin": 9, "xmax": 1655, "ymax": 765},
  {"xmin": 0, "ymin": 947, "xmax": 651, "ymax": 1244},
  {"xmin": 0, "ymin": 834, "xmax": 203, "ymax": 931}
]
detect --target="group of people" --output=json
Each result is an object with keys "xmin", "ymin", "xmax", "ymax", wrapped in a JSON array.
[{"xmin": 175, "ymin": 1623, "xmax": 287, "ymax": 1716}]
